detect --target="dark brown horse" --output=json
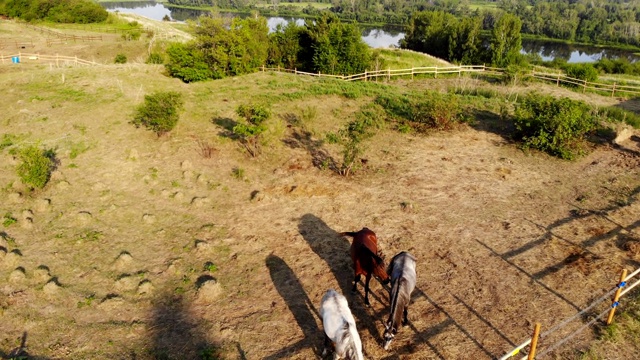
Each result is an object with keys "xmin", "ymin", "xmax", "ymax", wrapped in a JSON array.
[{"xmin": 340, "ymin": 227, "xmax": 390, "ymax": 306}]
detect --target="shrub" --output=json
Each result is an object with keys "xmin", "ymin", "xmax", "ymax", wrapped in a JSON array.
[
  {"xmin": 564, "ymin": 63, "xmax": 599, "ymax": 83},
  {"xmin": 122, "ymin": 30, "xmax": 142, "ymax": 41},
  {"xmin": 412, "ymin": 92, "xmax": 464, "ymax": 131},
  {"xmin": 16, "ymin": 145, "xmax": 56, "ymax": 190},
  {"xmin": 328, "ymin": 103, "xmax": 385, "ymax": 177},
  {"xmin": 165, "ymin": 43, "xmax": 213, "ymax": 83},
  {"xmin": 513, "ymin": 94, "xmax": 598, "ymax": 159},
  {"xmin": 375, "ymin": 91, "xmax": 465, "ymax": 133},
  {"xmin": 114, "ymin": 53, "xmax": 127, "ymax": 64},
  {"xmin": 132, "ymin": 92, "xmax": 184, "ymax": 136},
  {"xmin": 233, "ymin": 104, "xmax": 271, "ymax": 157},
  {"xmin": 146, "ymin": 52, "xmax": 164, "ymax": 65}
]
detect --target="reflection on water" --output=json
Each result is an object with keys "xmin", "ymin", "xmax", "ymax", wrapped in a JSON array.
[
  {"xmin": 521, "ymin": 40, "xmax": 640, "ymax": 63},
  {"xmin": 102, "ymin": 1, "xmax": 640, "ymax": 61}
]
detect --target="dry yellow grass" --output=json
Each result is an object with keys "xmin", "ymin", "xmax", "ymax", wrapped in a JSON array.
[{"xmin": 1, "ymin": 16, "xmax": 640, "ymax": 360}]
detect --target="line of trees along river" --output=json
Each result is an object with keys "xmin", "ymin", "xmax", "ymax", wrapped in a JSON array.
[{"xmin": 101, "ymin": 1, "xmax": 640, "ymax": 63}]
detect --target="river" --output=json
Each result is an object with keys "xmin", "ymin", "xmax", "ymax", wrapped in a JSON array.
[{"xmin": 101, "ymin": 1, "xmax": 639, "ymax": 63}]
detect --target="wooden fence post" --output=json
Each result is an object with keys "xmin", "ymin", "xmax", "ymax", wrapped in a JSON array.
[
  {"xmin": 435, "ymin": 66, "xmax": 438, "ymax": 79},
  {"xmin": 583, "ymin": 79, "xmax": 587, "ymax": 93},
  {"xmin": 527, "ymin": 323, "xmax": 541, "ymax": 360},
  {"xmin": 387, "ymin": 67, "xmax": 390, "ymax": 81},
  {"xmin": 364, "ymin": 70, "xmax": 367, "ymax": 82},
  {"xmin": 411, "ymin": 68, "xmax": 414, "ymax": 81},
  {"xmin": 607, "ymin": 269, "xmax": 628, "ymax": 325},
  {"xmin": 612, "ymin": 82, "xmax": 617, "ymax": 97},
  {"xmin": 557, "ymin": 74, "xmax": 560, "ymax": 87}
]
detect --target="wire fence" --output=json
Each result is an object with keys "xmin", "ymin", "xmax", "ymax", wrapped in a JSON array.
[
  {"xmin": 23, "ymin": 24, "xmax": 103, "ymax": 43},
  {"xmin": 499, "ymin": 267, "xmax": 640, "ymax": 359}
]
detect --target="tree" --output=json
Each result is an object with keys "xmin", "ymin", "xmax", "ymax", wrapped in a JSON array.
[
  {"xmin": 490, "ymin": 13, "xmax": 523, "ymax": 67},
  {"xmin": 303, "ymin": 13, "xmax": 372, "ymax": 75}
]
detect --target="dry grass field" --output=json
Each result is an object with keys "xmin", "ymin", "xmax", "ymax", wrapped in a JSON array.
[{"xmin": 1, "ymin": 17, "xmax": 640, "ymax": 360}]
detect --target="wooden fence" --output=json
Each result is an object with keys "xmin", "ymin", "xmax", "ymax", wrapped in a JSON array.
[
  {"xmin": 0, "ymin": 52, "xmax": 99, "ymax": 66},
  {"xmin": 262, "ymin": 65, "xmax": 640, "ymax": 97},
  {"xmin": 261, "ymin": 64, "xmax": 494, "ymax": 82}
]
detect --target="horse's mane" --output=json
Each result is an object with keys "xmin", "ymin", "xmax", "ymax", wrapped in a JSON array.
[
  {"xmin": 340, "ymin": 321, "xmax": 359, "ymax": 360},
  {"xmin": 389, "ymin": 277, "xmax": 410, "ymax": 329}
]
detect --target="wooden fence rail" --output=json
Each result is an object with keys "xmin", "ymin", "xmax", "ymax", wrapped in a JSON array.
[
  {"xmin": 262, "ymin": 65, "xmax": 640, "ymax": 97},
  {"xmin": 0, "ymin": 52, "xmax": 99, "ymax": 66}
]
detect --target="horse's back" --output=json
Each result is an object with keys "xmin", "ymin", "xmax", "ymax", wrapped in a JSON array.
[
  {"xmin": 320, "ymin": 289, "xmax": 356, "ymax": 336},
  {"xmin": 390, "ymin": 251, "xmax": 417, "ymax": 290},
  {"xmin": 348, "ymin": 228, "xmax": 379, "ymax": 261}
]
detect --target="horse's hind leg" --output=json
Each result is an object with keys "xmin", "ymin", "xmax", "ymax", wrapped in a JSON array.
[
  {"xmin": 363, "ymin": 274, "xmax": 372, "ymax": 306},
  {"xmin": 402, "ymin": 306, "xmax": 409, "ymax": 326},
  {"xmin": 322, "ymin": 333, "xmax": 332, "ymax": 357},
  {"xmin": 352, "ymin": 274, "xmax": 361, "ymax": 293}
]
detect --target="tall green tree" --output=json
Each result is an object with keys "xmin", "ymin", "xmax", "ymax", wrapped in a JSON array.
[
  {"xmin": 166, "ymin": 13, "xmax": 269, "ymax": 81},
  {"xmin": 489, "ymin": 13, "xmax": 522, "ymax": 67}
]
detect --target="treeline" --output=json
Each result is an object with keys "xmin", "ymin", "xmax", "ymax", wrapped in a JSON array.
[
  {"xmin": 0, "ymin": 0, "xmax": 108, "ymax": 23},
  {"xmin": 499, "ymin": 0, "xmax": 640, "ymax": 47},
  {"xmin": 168, "ymin": 0, "xmax": 640, "ymax": 48},
  {"xmin": 166, "ymin": 13, "xmax": 372, "ymax": 82},
  {"xmin": 401, "ymin": 10, "xmax": 522, "ymax": 67}
]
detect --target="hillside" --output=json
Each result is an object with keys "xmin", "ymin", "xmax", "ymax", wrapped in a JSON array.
[{"xmin": 1, "ymin": 17, "xmax": 640, "ymax": 360}]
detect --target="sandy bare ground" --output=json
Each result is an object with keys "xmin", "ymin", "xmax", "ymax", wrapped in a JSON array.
[{"xmin": 1, "ymin": 19, "xmax": 640, "ymax": 360}]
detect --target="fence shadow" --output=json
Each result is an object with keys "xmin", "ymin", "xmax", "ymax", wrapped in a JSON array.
[
  {"xmin": 263, "ymin": 254, "xmax": 320, "ymax": 359},
  {"xmin": 298, "ymin": 214, "xmax": 385, "ymax": 343},
  {"xmin": 147, "ymin": 291, "xmax": 216, "ymax": 359},
  {"xmin": 380, "ymin": 286, "xmax": 498, "ymax": 359}
]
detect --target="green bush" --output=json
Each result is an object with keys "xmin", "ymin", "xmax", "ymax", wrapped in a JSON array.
[
  {"xmin": 412, "ymin": 92, "xmax": 464, "ymax": 131},
  {"xmin": 114, "ymin": 53, "xmax": 127, "ymax": 64},
  {"xmin": 564, "ymin": 63, "xmax": 599, "ymax": 83},
  {"xmin": 513, "ymin": 94, "xmax": 598, "ymax": 159},
  {"xmin": 146, "ymin": 52, "xmax": 164, "ymax": 65},
  {"xmin": 375, "ymin": 92, "xmax": 465, "ymax": 133},
  {"xmin": 16, "ymin": 145, "xmax": 56, "ymax": 190},
  {"xmin": 165, "ymin": 43, "xmax": 213, "ymax": 83},
  {"xmin": 132, "ymin": 92, "xmax": 184, "ymax": 136},
  {"xmin": 232, "ymin": 104, "xmax": 271, "ymax": 157}
]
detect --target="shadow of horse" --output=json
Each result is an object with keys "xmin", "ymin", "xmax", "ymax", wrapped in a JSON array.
[
  {"xmin": 298, "ymin": 214, "xmax": 386, "ymax": 344},
  {"xmin": 264, "ymin": 254, "xmax": 320, "ymax": 359},
  {"xmin": 147, "ymin": 291, "xmax": 217, "ymax": 359}
]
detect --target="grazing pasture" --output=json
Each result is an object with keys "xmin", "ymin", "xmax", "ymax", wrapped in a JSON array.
[{"xmin": 1, "ymin": 16, "xmax": 640, "ymax": 360}]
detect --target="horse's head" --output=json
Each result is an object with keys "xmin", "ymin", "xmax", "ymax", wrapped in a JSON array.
[{"xmin": 382, "ymin": 320, "xmax": 396, "ymax": 350}]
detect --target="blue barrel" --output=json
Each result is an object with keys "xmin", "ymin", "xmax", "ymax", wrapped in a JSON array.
[{"xmin": 11, "ymin": 56, "xmax": 19, "ymax": 63}]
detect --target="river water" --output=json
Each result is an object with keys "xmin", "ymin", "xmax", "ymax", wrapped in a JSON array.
[{"xmin": 102, "ymin": 1, "xmax": 639, "ymax": 63}]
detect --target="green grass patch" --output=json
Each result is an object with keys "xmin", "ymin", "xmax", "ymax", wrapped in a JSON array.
[{"xmin": 375, "ymin": 48, "xmax": 450, "ymax": 70}]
